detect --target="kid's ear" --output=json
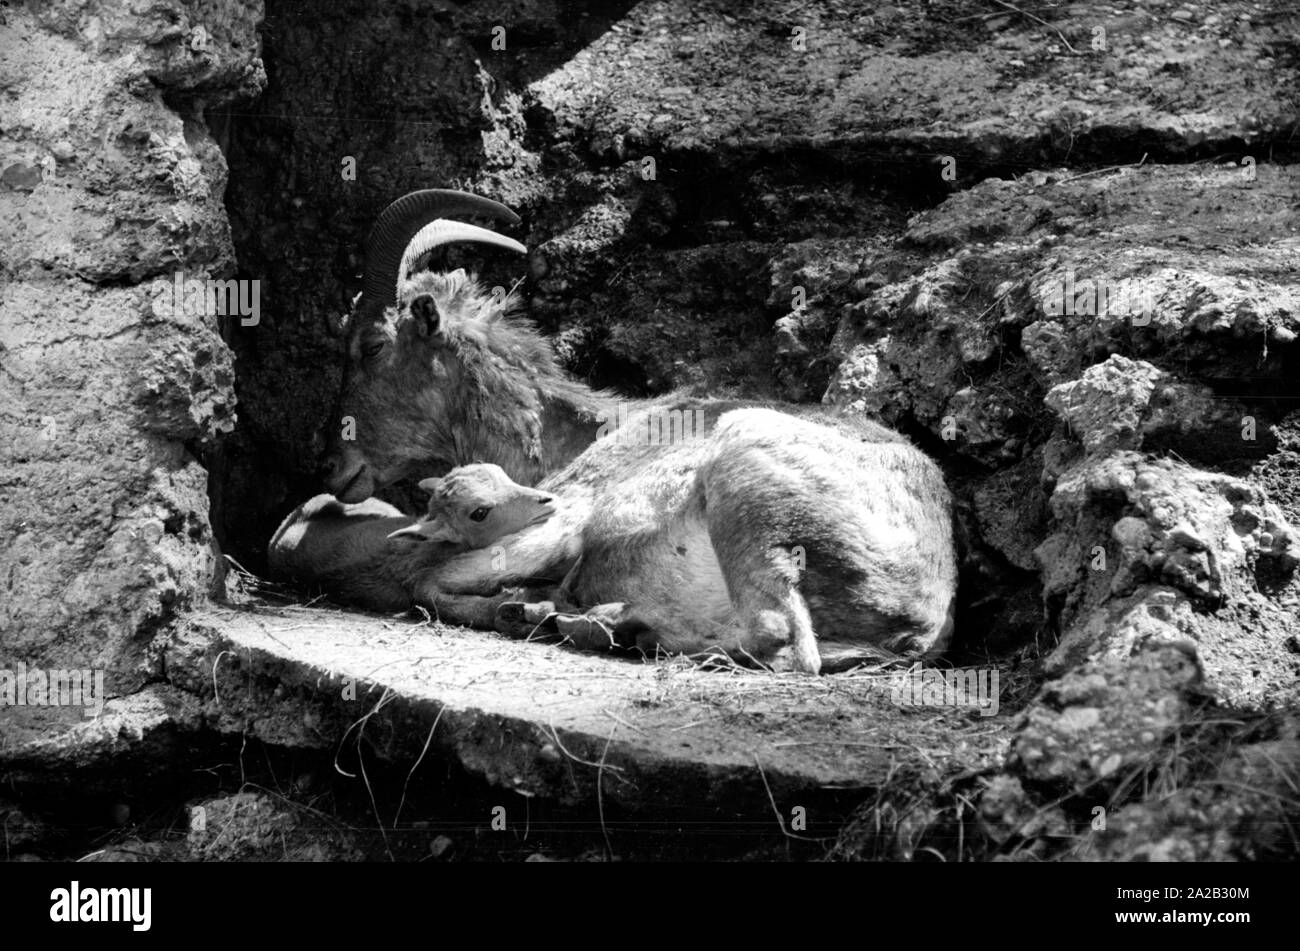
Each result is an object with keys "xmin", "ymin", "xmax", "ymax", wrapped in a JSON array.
[
  {"xmin": 387, "ymin": 518, "xmax": 458, "ymax": 544},
  {"xmin": 410, "ymin": 295, "xmax": 441, "ymax": 339},
  {"xmin": 418, "ymin": 477, "xmax": 443, "ymax": 494},
  {"xmin": 387, "ymin": 522, "xmax": 423, "ymax": 540}
]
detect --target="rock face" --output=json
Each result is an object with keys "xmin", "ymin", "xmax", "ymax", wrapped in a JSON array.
[
  {"xmin": 187, "ymin": 791, "xmax": 362, "ymax": 861},
  {"xmin": 2, "ymin": 0, "xmax": 1299, "ymax": 860},
  {"xmin": 0, "ymin": 0, "xmax": 264, "ymax": 692},
  {"xmin": 212, "ymin": 0, "xmax": 642, "ymax": 569},
  {"xmin": 1037, "ymin": 415, "xmax": 1298, "ymax": 709}
]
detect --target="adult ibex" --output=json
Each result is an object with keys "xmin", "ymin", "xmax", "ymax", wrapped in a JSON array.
[{"xmin": 307, "ymin": 189, "xmax": 957, "ymax": 672}]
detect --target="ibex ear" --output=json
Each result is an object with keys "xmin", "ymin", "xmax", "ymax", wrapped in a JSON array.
[
  {"xmin": 410, "ymin": 295, "xmax": 441, "ymax": 339},
  {"xmin": 417, "ymin": 477, "xmax": 443, "ymax": 494},
  {"xmin": 388, "ymin": 518, "xmax": 458, "ymax": 544}
]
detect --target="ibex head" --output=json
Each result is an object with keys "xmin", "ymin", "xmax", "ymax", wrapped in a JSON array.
[{"xmin": 322, "ymin": 189, "xmax": 535, "ymax": 502}]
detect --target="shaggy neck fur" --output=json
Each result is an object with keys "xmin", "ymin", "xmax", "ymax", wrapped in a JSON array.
[{"xmin": 404, "ymin": 275, "xmax": 621, "ymax": 485}]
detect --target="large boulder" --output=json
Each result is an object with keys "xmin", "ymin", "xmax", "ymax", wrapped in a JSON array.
[{"xmin": 0, "ymin": 0, "xmax": 264, "ymax": 691}]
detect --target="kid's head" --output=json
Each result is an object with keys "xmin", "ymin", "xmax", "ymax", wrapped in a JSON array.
[{"xmin": 388, "ymin": 463, "xmax": 555, "ymax": 549}]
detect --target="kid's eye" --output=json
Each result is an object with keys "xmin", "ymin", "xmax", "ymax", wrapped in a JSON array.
[
  {"xmin": 469, "ymin": 507, "xmax": 490, "ymax": 522},
  {"xmin": 363, "ymin": 340, "xmax": 384, "ymax": 357}
]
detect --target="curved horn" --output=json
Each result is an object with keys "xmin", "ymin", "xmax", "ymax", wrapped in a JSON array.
[
  {"xmin": 398, "ymin": 220, "xmax": 527, "ymax": 295},
  {"xmin": 360, "ymin": 189, "xmax": 522, "ymax": 315}
]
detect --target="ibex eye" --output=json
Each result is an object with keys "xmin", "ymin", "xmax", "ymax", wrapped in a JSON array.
[
  {"xmin": 469, "ymin": 507, "xmax": 490, "ymax": 522},
  {"xmin": 363, "ymin": 341, "xmax": 384, "ymax": 358}
]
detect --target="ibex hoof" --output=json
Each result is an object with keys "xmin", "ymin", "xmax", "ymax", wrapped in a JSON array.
[
  {"xmin": 754, "ymin": 610, "xmax": 821, "ymax": 675},
  {"xmin": 497, "ymin": 600, "xmax": 528, "ymax": 625},
  {"xmin": 494, "ymin": 601, "xmax": 559, "ymax": 639},
  {"xmin": 766, "ymin": 646, "xmax": 822, "ymax": 675},
  {"xmin": 554, "ymin": 614, "xmax": 618, "ymax": 650},
  {"xmin": 523, "ymin": 600, "xmax": 557, "ymax": 624}
]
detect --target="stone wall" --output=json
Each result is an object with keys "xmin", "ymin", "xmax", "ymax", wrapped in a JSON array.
[{"xmin": 0, "ymin": 0, "xmax": 264, "ymax": 691}]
